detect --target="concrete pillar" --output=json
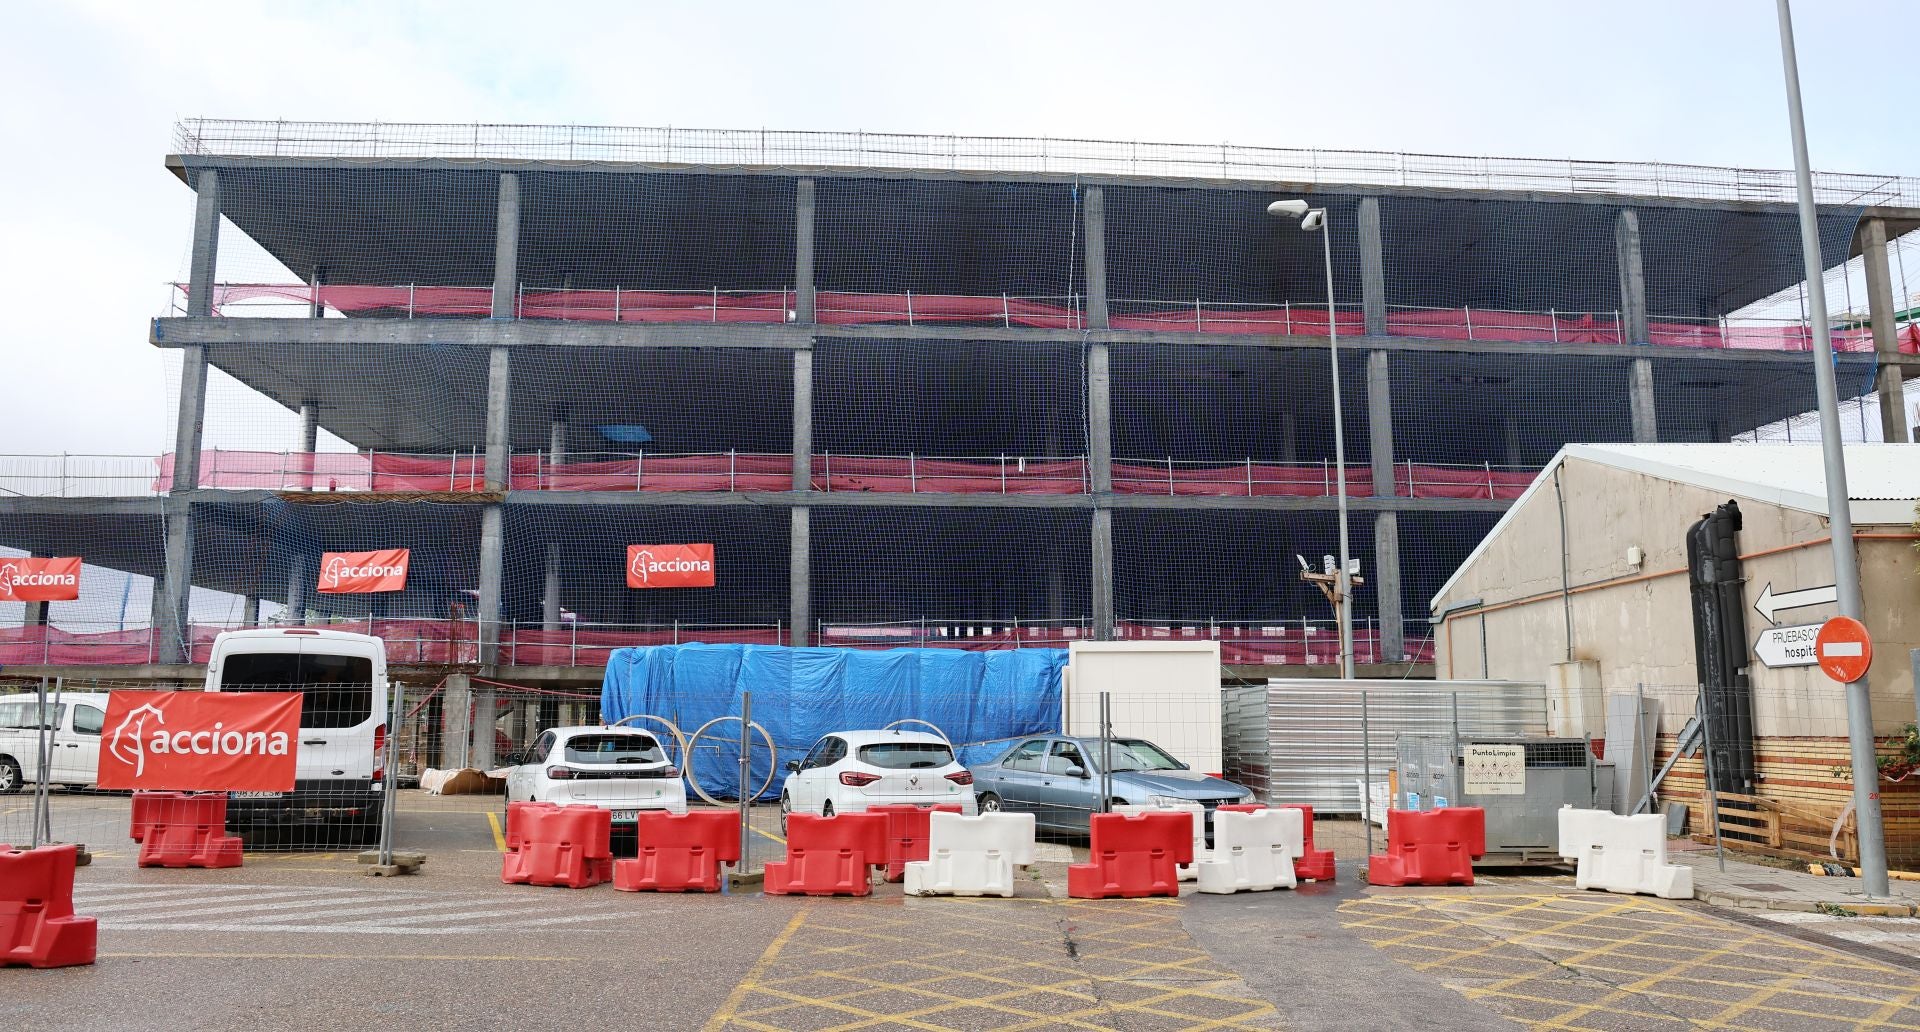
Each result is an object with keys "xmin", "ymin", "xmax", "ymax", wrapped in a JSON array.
[
  {"xmin": 1366, "ymin": 350, "xmax": 1394, "ymax": 496},
  {"xmin": 1279, "ymin": 412, "xmax": 1298, "ymax": 463},
  {"xmin": 241, "ymin": 595, "xmax": 259, "ymax": 626},
  {"xmin": 543, "ymin": 408, "xmax": 567, "ymax": 632},
  {"xmin": 1365, "ymin": 349, "xmax": 1403, "ymax": 663},
  {"xmin": 157, "ymin": 503, "xmax": 193, "ymax": 663},
  {"xmin": 284, "ymin": 553, "xmax": 307, "ymax": 623},
  {"xmin": 1862, "ymin": 218, "xmax": 1912, "ymax": 443},
  {"xmin": 478, "ymin": 505, "xmax": 503, "ymax": 667},
  {"xmin": 1084, "ymin": 186, "xmax": 1114, "ymax": 641},
  {"xmin": 159, "ymin": 169, "xmax": 216, "ymax": 664},
  {"xmin": 792, "ymin": 349, "xmax": 812, "ymax": 491},
  {"xmin": 1085, "ymin": 186, "xmax": 1109, "ymax": 330},
  {"xmin": 1358, "ymin": 197, "xmax": 1387, "ymax": 336},
  {"xmin": 1629, "ymin": 358, "xmax": 1659, "ymax": 443},
  {"xmin": 1615, "ymin": 209, "xmax": 1649, "ymax": 345},
  {"xmin": 470, "ymin": 687, "xmax": 496, "ymax": 769},
  {"xmin": 440, "ymin": 673, "xmax": 474, "ymax": 769},
  {"xmin": 1503, "ymin": 419, "xmax": 1525, "ymax": 467},
  {"xmin": 790, "ymin": 507, "xmax": 810, "ymax": 647},
  {"xmin": 485, "ymin": 347, "xmax": 510, "ymax": 491},
  {"xmin": 491, "ymin": 173, "xmax": 520, "ymax": 320},
  {"xmin": 188, "ymin": 169, "xmax": 220, "ymax": 319},
  {"xmin": 795, "ymin": 179, "xmax": 816, "ymax": 324},
  {"xmin": 297, "ymin": 398, "xmax": 319, "ymax": 491}
]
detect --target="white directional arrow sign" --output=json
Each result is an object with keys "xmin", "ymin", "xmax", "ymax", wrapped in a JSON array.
[
  {"xmin": 1753, "ymin": 581, "xmax": 1837, "ymax": 626},
  {"xmin": 1754, "ymin": 623, "xmax": 1821, "ymax": 668}
]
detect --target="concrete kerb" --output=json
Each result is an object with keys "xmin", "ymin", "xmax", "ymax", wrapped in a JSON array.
[{"xmin": 1674, "ymin": 852, "xmax": 1920, "ymax": 917}]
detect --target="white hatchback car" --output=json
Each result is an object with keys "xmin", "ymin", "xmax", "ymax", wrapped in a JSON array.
[
  {"xmin": 503, "ymin": 726, "xmax": 688, "ymax": 823},
  {"xmin": 780, "ymin": 729, "xmax": 977, "ymax": 830}
]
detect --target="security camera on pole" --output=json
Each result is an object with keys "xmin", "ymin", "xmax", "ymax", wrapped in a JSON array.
[{"xmin": 1271, "ymin": 198, "xmax": 1355, "ymax": 679}]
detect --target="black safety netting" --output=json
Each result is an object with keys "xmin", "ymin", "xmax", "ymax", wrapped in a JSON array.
[
  {"xmin": 813, "ymin": 338, "xmax": 1086, "ymax": 462},
  {"xmin": 0, "ymin": 512, "xmax": 169, "ymax": 666}
]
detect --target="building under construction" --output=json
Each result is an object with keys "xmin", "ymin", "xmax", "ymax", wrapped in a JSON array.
[{"xmin": 1, "ymin": 120, "xmax": 1916, "ymax": 692}]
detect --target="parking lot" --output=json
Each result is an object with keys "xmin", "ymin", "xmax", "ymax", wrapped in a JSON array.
[{"xmin": 7, "ymin": 791, "xmax": 1920, "ymax": 1032}]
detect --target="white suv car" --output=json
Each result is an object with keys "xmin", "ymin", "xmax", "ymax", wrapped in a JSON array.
[
  {"xmin": 503, "ymin": 726, "xmax": 688, "ymax": 822},
  {"xmin": 780, "ymin": 729, "xmax": 977, "ymax": 830}
]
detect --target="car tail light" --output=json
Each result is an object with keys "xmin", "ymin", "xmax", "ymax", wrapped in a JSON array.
[
  {"xmin": 944, "ymin": 770, "xmax": 974, "ymax": 786},
  {"xmin": 662, "ymin": 766, "xmax": 678, "ymax": 778},
  {"xmin": 372, "ymin": 723, "xmax": 387, "ymax": 782},
  {"xmin": 839, "ymin": 771, "xmax": 881, "ymax": 787},
  {"xmin": 546, "ymin": 766, "xmax": 577, "ymax": 780}
]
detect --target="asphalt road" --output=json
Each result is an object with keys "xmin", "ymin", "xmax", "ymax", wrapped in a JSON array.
[{"xmin": 7, "ymin": 794, "xmax": 1920, "ymax": 1031}]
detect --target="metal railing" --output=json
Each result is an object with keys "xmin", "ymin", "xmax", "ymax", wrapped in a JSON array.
[
  {"xmin": 169, "ymin": 283, "xmax": 1907, "ymax": 355},
  {"xmin": 0, "ymin": 450, "xmax": 1543, "ymax": 499},
  {"xmin": 173, "ymin": 119, "xmax": 1920, "ymax": 207}
]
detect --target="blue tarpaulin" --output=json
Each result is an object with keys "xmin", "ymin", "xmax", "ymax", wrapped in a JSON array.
[{"xmin": 599, "ymin": 644, "xmax": 1066, "ymax": 800}]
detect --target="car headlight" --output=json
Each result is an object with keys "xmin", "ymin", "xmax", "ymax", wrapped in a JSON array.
[{"xmin": 1148, "ymin": 795, "xmax": 1187, "ymax": 807}]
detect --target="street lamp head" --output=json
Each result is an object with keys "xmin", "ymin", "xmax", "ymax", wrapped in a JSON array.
[
  {"xmin": 1299, "ymin": 209, "xmax": 1326, "ymax": 231},
  {"xmin": 1266, "ymin": 198, "xmax": 1310, "ymax": 218}
]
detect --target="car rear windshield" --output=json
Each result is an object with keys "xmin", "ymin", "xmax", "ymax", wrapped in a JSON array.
[
  {"xmin": 220, "ymin": 653, "xmax": 375, "ymax": 729},
  {"xmin": 563, "ymin": 734, "xmax": 665, "ymax": 765},
  {"xmin": 857, "ymin": 742, "xmax": 954, "ymax": 769}
]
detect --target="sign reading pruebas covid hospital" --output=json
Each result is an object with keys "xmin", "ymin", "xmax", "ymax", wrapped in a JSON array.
[{"xmin": 97, "ymin": 691, "xmax": 303, "ymax": 792}]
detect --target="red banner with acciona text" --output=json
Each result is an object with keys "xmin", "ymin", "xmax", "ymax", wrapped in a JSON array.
[
  {"xmin": 0, "ymin": 556, "xmax": 82, "ymax": 602},
  {"xmin": 97, "ymin": 690, "xmax": 303, "ymax": 792},
  {"xmin": 626, "ymin": 543, "xmax": 716, "ymax": 588},
  {"xmin": 317, "ymin": 549, "xmax": 410, "ymax": 594}
]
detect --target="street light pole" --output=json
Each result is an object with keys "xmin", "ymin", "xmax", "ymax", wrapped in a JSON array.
[
  {"xmin": 1773, "ymin": 0, "xmax": 1888, "ymax": 899},
  {"xmin": 1270, "ymin": 199, "xmax": 1356, "ymax": 679}
]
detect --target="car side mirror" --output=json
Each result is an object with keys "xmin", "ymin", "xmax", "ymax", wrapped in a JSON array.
[
  {"xmin": 1067, "ymin": 766, "xmax": 1088, "ymax": 779},
  {"xmin": 1177, "ymin": 761, "xmax": 1191, "ymax": 770},
  {"xmin": 504, "ymin": 751, "xmax": 523, "ymax": 766},
  {"xmin": 785, "ymin": 759, "xmax": 802, "ymax": 773}
]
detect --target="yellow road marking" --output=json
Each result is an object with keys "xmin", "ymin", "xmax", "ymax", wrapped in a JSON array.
[
  {"xmin": 701, "ymin": 906, "xmax": 810, "ymax": 1032},
  {"xmin": 486, "ymin": 810, "xmax": 506, "ymax": 853},
  {"xmin": 749, "ymin": 824, "xmax": 785, "ymax": 846}
]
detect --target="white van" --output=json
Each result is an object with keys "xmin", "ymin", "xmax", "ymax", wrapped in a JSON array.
[
  {"xmin": 0, "ymin": 690, "xmax": 112, "ymax": 793},
  {"xmin": 206, "ymin": 628, "xmax": 390, "ymax": 844}
]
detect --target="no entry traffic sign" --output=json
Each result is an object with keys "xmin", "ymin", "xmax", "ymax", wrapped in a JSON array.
[{"xmin": 1814, "ymin": 616, "xmax": 1873, "ymax": 683}]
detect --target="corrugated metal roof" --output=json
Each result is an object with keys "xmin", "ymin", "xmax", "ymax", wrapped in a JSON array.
[{"xmin": 1430, "ymin": 443, "xmax": 1919, "ymax": 611}]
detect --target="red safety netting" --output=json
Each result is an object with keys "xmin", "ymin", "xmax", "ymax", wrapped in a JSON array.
[
  {"xmin": 193, "ymin": 284, "xmax": 1917, "ymax": 353},
  {"xmin": 157, "ymin": 452, "xmax": 1536, "ymax": 500},
  {"xmin": 0, "ymin": 625, "xmax": 159, "ymax": 665}
]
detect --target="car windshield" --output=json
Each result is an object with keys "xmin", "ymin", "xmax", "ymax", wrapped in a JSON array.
[
  {"xmin": 857, "ymin": 742, "xmax": 954, "ymax": 769},
  {"xmin": 1099, "ymin": 739, "xmax": 1185, "ymax": 772},
  {"xmin": 563, "ymin": 733, "xmax": 665, "ymax": 765}
]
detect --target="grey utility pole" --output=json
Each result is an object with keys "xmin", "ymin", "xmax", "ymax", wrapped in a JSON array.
[{"xmin": 1774, "ymin": 0, "xmax": 1888, "ymax": 898}]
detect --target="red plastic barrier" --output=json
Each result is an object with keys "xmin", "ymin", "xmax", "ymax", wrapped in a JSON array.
[
  {"xmin": 1366, "ymin": 807, "xmax": 1486, "ymax": 887},
  {"xmin": 763, "ymin": 812, "xmax": 889, "ymax": 897},
  {"xmin": 1279, "ymin": 804, "xmax": 1337, "ymax": 882},
  {"xmin": 867, "ymin": 803, "xmax": 965, "ymax": 883},
  {"xmin": 613, "ymin": 810, "xmax": 743, "ymax": 893},
  {"xmin": 501, "ymin": 802, "xmax": 614, "ymax": 889},
  {"xmin": 0, "ymin": 843, "xmax": 97, "ymax": 968},
  {"xmin": 138, "ymin": 794, "xmax": 243, "ymax": 869},
  {"xmin": 129, "ymin": 791, "xmax": 191, "ymax": 843},
  {"xmin": 1067, "ymin": 812, "xmax": 1193, "ymax": 899}
]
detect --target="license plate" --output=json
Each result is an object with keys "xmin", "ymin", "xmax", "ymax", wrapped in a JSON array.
[
  {"xmin": 233, "ymin": 791, "xmax": 284, "ymax": 799},
  {"xmin": 609, "ymin": 809, "xmax": 639, "ymax": 822}
]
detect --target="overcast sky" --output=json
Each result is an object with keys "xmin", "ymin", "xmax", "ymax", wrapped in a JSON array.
[{"xmin": 2, "ymin": 0, "xmax": 1917, "ymax": 457}]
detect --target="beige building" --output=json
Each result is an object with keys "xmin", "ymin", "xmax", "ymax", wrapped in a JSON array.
[{"xmin": 1429, "ymin": 443, "xmax": 1919, "ymax": 862}]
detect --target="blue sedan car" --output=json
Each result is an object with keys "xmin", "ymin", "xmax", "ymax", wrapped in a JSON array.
[{"xmin": 969, "ymin": 734, "xmax": 1252, "ymax": 836}]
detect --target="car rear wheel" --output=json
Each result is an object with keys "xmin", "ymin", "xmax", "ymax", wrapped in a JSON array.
[
  {"xmin": 0, "ymin": 757, "xmax": 22, "ymax": 795},
  {"xmin": 977, "ymin": 792, "xmax": 1002, "ymax": 814},
  {"xmin": 779, "ymin": 792, "xmax": 792, "ymax": 835}
]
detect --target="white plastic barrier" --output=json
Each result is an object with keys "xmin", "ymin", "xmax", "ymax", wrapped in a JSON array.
[
  {"xmin": 1355, "ymin": 778, "xmax": 1391, "ymax": 829},
  {"xmin": 1196, "ymin": 807, "xmax": 1302, "ymax": 894},
  {"xmin": 1557, "ymin": 807, "xmax": 1693, "ymax": 900},
  {"xmin": 1114, "ymin": 802, "xmax": 1206, "ymax": 879},
  {"xmin": 904, "ymin": 811, "xmax": 1038, "ymax": 898}
]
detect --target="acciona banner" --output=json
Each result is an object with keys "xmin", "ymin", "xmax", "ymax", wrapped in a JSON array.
[
  {"xmin": 97, "ymin": 690, "xmax": 304, "ymax": 792},
  {"xmin": 0, "ymin": 556, "xmax": 82, "ymax": 602},
  {"xmin": 626, "ymin": 543, "xmax": 716, "ymax": 588},
  {"xmin": 317, "ymin": 549, "xmax": 410, "ymax": 594}
]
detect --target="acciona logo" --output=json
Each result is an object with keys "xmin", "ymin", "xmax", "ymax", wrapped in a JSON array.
[
  {"xmin": 0, "ymin": 563, "xmax": 78, "ymax": 590},
  {"xmin": 628, "ymin": 550, "xmax": 712, "ymax": 586},
  {"xmin": 321, "ymin": 556, "xmax": 405, "ymax": 589},
  {"xmin": 107, "ymin": 702, "xmax": 290, "ymax": 779},
  {"xmin": 625, "ymin": 544, "xmax": 716, "ymax": 589}
]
